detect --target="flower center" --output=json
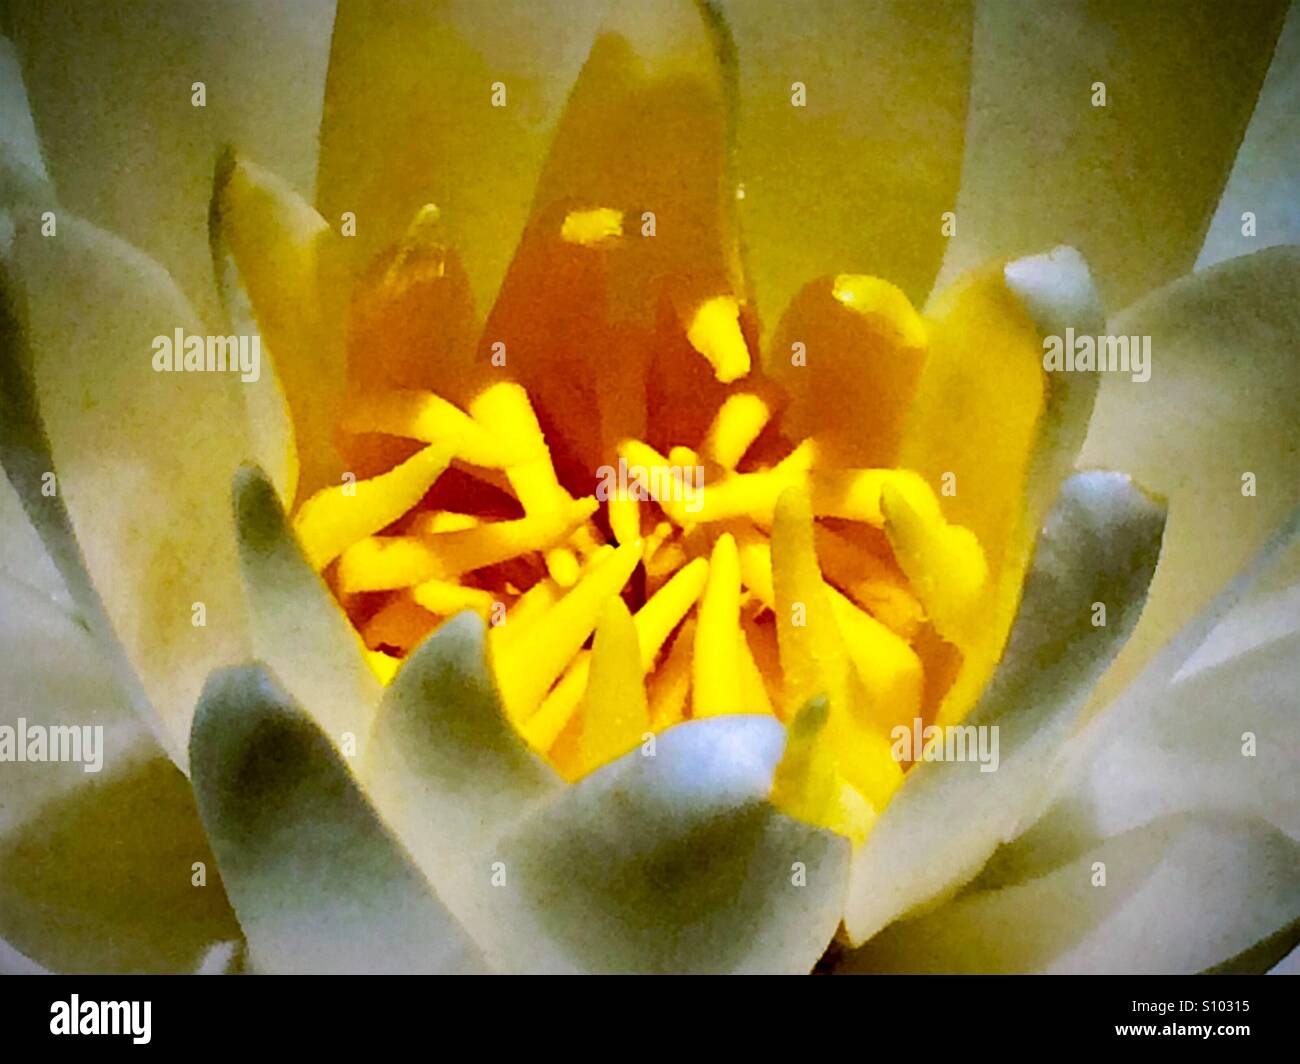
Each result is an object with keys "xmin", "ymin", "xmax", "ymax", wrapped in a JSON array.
[{"xmin": 284, "ymin": 203, "xmax": 989, "ymax": 843}]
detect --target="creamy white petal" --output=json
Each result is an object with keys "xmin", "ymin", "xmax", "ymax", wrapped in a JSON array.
[
  {"xmin": 232, "ymin": 465, "xmax": 379, "ymax": 749},
  {"xmin": 4, "ymin": 213, "xmax": 256, "ymax": 763},
  {"xmin": 190, "ymin": 664, "xmax": 487, "ymax": 974},
  {"xmin": 363, "ymin": 613, "xmax": 564, "ymax": 912},
  {"xmin": 7, "ymin": 0, "xmax": 335, "ymax": 326},
  {"xmin": 840, "ymin": 812, "xmax": 1300, "ymax": 974},
  {"xmin": 935, "ymin": 0, "xmax": 1287, "ymax": 309},
  {"xmin": 479, "ymin": 716, "xmax": 849, "ymax": 973},
  {"xmin": 1079, "ymin": 247, "xmax": 1300, "ymax": 711},
  {"xmin": 843, "ymin": 471, "xmax": 1166, "ymax": 944}
]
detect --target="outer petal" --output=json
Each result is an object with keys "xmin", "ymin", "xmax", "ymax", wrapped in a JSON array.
[
  {"xmin": 840, "ymin": 812, "xmax": 1300, "ymax": 974},
  {"xmin": 1078, "ymin": 246, "xmax": 1300, "ymax": 711},
  {"xmin": 1197, "ymin": 2, "xmax": 1300, "ymax": 269},
  {"xmin": 232, "ymin": 465, "xmax": 379, "ymax": 748},
  {"xmin": 843, "ymin": 471, "xmax": 1166, "ymax": 944},
  {"xmin": 190, "ymin": 664, "xmax": 486, "ymax": 974},
  {"xmin": 726, "ymin": 0, "xmax": 972, "ymax": 322},
  {"xmin": 6, "ymin": 0, "xmax": 334, "ymax": 326},
  {"xmin": 317, "ymin": 0, "xmax": 610, "ymax": 311},
  {"xmin": 362, "ymin": 614, "xmax": 565, "ymax": 908},
  {"xmin": 0, "ymin": 573, "xmax": 242, "ymax": 972},
  {"xmin": 3, "ymin": 213, "xmax": 255, "ymax": 762},
  {"xmin": 484, "ymin": 716, "xmax": 849, "ymax": 974},
  {"xmin": 935, "ymin": 0, "xmax": 1288, "ymax": 310}
]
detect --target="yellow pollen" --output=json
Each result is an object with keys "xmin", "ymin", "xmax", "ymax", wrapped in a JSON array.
[
  {"xmin": 685, "ymin": 295, "xmax": 751, "ymax": 383},
  {"xmin": 560, "ymin": 207, "xmax": 624, "ymax": 246}
]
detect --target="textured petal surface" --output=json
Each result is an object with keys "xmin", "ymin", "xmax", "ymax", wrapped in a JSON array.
[
  {"xmin": 1079, "ymin": 246, "xmax": 1300, "ymax": 712},
  {"xmin": 844, "ymin": 472, "xmax": 1166, "ymax": 944},
  {"xmin": 481, "ymin": 716, "xmax": 849, "ymax": 973},
  {"xmin": 935, "ymin": 0, "xmax": 1287, "ymax": 310},
  {"xmin": 190, "ymin": 664, "xmax": 486, "ymax": 974},
  {"xmin": 5, "ymin": 213, "xmax": 254, "ymax": 762}
]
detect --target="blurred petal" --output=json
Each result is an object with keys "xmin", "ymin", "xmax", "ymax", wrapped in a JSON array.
[
  {"xmin": 481, "ymin": 716, "xmax": 849, "ymax": 973},
  {"xmin": 843, "ymin": 471, "xmax": 1166, "ymax": 944},
  {"xmin": 0, "ymin": 573, "xmax": 150, "ymax": 835},
  {"xmin": 1079, "ymin": 246, "xmax": 1300, "ymax": 711},
  {"xmin": 1024, "ymin": 522, "xmax": 1300, "ymax": 851},
  {"xmin": 363, "ymin": 614, "xmax": 563, "ymax": 912},
  {"xmin": 318, "ymin": 0, "xmax": 609, "ymax": 311},
  {"xmin": 0, "ymin": 937, "xmax": 47, "ymax": 974},
  {"xmin": 0, "ymin": 753, "xmax": 242, "ymax": 974},
  {"xmin": 726, "ymin": 0, "xmax": 972, "ymax": 324},
  {"xmin": 1197, "ymin": 2, "xmax": 1300, "ymax": 269},
  {"xmin": 7, "ymin": 0, "xmax": 335, "ymax": 326},
  {"xmin": 840, "ymin": 812, "xmax": 1300, "ymax": 973},
  {"xmin": 4, "ymin": 214, "xmax": 257, "ymax": 762},
  {"xmin": 190, "ymin": 664, "xmax": 486, "ymax": 974},
  {"xmin": 0, "ymin": 468, "xmax": 67, "ymax": 610},
  {"xmin": 0, "ymin": 33, "xmax": 49, "ymax": 205},
  {"xmin": 936, "ymin": 0, "xmax": 1287, "ymax": 310},
  {"xmin": 232, "ymin": 465, "xmax": 380, "ymax": 750}
]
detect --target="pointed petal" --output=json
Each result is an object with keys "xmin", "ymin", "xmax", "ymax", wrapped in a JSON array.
[
  {"xmin": 318, "ymin": 0, "xmax": 608, "ymax": 310},
  {"xmin": 190, "ymin": 664, "xmax": 486, "ymax": 974},
  {"xmin": 362, "ymin": 613, "xmax": 563, "ymax": 921},
  {"xmin": 480, "ymin": 716, "xmax": 850, "ymax": 973},
  {"xmin": 843, "ymin": 471, "xmax": 1166, "ymax": 944},
  {"xmin": 232, "ymin": 465, "xmax": 380, "ymax": 749}
]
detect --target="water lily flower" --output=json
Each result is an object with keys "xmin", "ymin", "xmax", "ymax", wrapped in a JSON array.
[{"xmin": 1, "ymin": 0, "xmax": 1297, "ymax": 975}]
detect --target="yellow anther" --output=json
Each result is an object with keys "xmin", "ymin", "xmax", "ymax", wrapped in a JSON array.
[
  {"xmin": 411, "ymin": 579, "xmax": 496, "ymax": 617},
  {"xmin": 293, "ymin": 443, "xmax": 454, "ymax": 570},
  {"xmin": 686, "ymin": 295, "xmax": 751, "ymax": 384},
  {"xmin": 341, "ymin": 390, "xmax": 538, "ymax": 468},
  {"xmin": 574, "ymin": 597, "xmax": 649, "ymax": 776},
  {"xmin": 810, "ymin": 467, "xmax": 937, "ymax": 526},
  {"xmin": 493, "ymin": 539, "xmax": 644, "ymax": 724},
  {"xmin": 703, "ymin": 393, "xmax": 770, "ymax": 470},
  {"xmin": 560, "ymin": 207, "xmax": 624, "ymax": 247}
]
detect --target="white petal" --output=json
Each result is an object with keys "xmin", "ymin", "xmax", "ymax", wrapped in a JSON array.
[
  {"xmin": 843, "ymin": 471, "xmax": 1166, "ymax": 944},
  {"xmin": 5, "ymin": 213, "xmax": 256, "ymax": 763},
  {"xmin": 480, "ymin": 716, "xmax": 849, "ymax": 973},
  {"xmin": 936, "ymin": 1, "xmax": 1287, "ymax": 309},
  {"xmin": 1078, "ymin": 247, "xmax": 1300, "ymax": 711},
  {"xmin": 7, "ymin": 1, "xmax": 335, "ymax": 326},
  {"xmin": 841, "ymin": 813, "xmax": 1300, "ymax": 974},
  {"xmin": 233, "ymin": 465, "xmax": 379, "ymax": 749},
  {"xmin": 362, "ymin": 613, "xmax": 564, "ymax": 911},
  {"xmin": 190, "ymin": 664, "xmax": 487, "ymax": 974}
]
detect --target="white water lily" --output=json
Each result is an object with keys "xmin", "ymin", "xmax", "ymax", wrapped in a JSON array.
[{"xmin": 0, "ymin": 1, "xmax": 1297, "ymax": 975}]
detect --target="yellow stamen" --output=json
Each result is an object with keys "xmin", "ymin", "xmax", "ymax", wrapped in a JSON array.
[
  {"xmin": 573, "ymin": 597, "xmax": 649, "ymax": 777},
  {"xmin": 703, "ymin": 393, "xmax": 770, "ymax": 470},
  {"xmin": 685, "ymin": 295, "xmax": 751, "ymax": 384},
  {"xmin": 293, "ymin": 443, "xmax": 454, "ymax": 570},
  {"xmin": 411, "ymin": 579, "xmax": 496, "ymax": 617},
  {"xmin": 341, "ymin": 389, "xmax": 538, "ymax": 468},
  {"xmin": 692, "ymin": 533, "xmax": 743, "ymax": 717}
]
